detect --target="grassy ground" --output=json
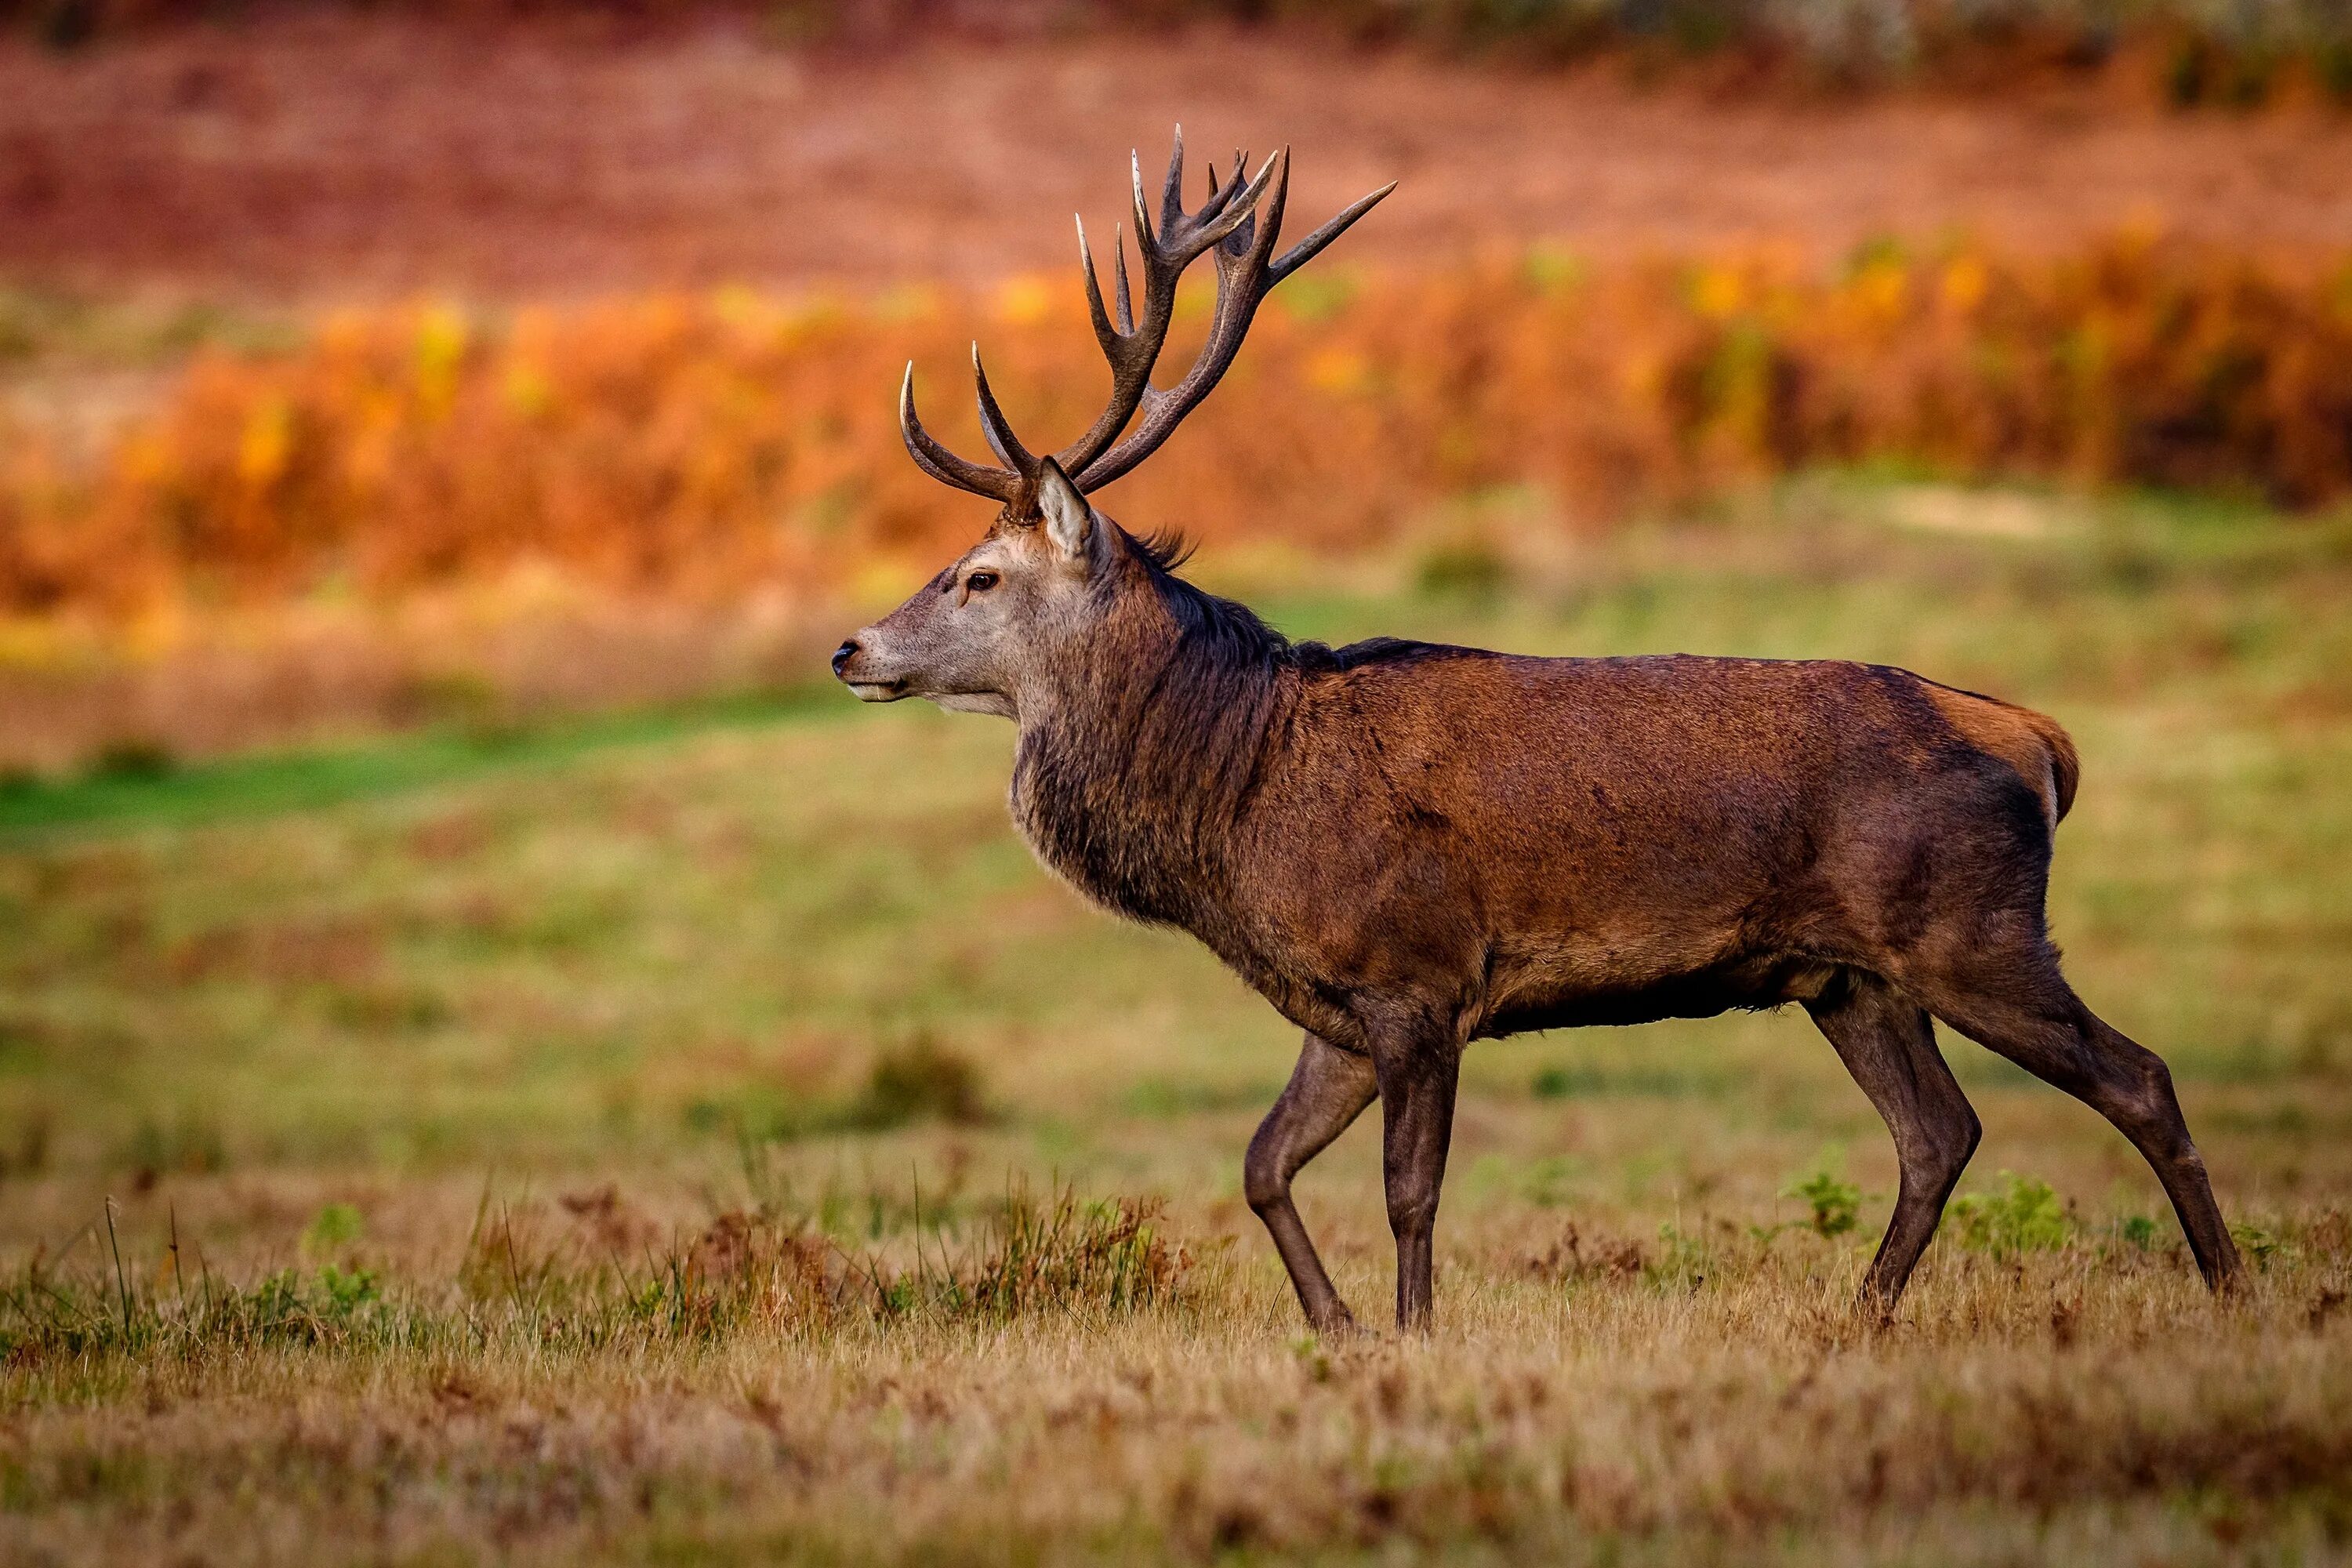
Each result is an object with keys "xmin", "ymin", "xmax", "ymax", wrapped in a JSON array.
[{"xmin": 2, "ymin": 477, "xmax": 2350, "ymax": 1565}]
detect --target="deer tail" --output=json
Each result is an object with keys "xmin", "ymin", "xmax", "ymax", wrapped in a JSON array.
[
  {"xmin": 1922, "ymin": 681, "xmax": 2081, "ymax": 833},
  {"xmin": 2023, "ymin": 709, "xmax": 2080, "ymax": 826}
]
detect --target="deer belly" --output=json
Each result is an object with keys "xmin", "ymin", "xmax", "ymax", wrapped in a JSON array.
[{"xmin": 1473, "ymin": 932, "xmax": 1832, "ymax": 1038}]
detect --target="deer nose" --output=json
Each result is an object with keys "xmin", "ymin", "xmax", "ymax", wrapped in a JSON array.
[{"xmin": 831, "ymin": 639, "xmax": 860, "ymax": 679}]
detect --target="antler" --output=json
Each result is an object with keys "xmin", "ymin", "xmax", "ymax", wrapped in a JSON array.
[{"xmin": 898, "ymin": 129, "xmax": 1395, "ymax": 509}]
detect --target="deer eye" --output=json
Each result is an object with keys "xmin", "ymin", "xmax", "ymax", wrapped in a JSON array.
[{"xmin": 966, "ymin": 570, "xmax": 999, "ymax": 593}]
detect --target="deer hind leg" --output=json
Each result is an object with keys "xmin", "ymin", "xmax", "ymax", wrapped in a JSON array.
[
  {"xmin": 1245, "ymin": 1032, "xmax": 1379, "ymax": 1333},
  {"xmin": 1907, "ymin": 948, "xmax": 2242, "ymax": 1291},
  {"xmin": 1806, "ymin": 969, "xmax": 1980, "ymax": 1308}
]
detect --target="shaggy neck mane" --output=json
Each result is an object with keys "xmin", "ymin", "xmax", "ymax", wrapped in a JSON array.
[
  {"xmin": 1138, "ymin": 535, "xmax": 1298, "ymax": 677},
  {"xmin": 1011, "ymin": 530, "xmax": 1301, "ymax": 931}
]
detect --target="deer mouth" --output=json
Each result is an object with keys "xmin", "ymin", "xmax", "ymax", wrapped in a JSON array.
[{"xmin": 846, "ymin": 678, "xmax": 909, "ymax": 702}]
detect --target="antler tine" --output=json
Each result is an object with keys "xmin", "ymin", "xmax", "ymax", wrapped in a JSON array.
[
  {"xmin": 1130, "ymin": 150, "xmax": 1155, "ymax": 250},
  {"xmin": 1203, "ymin": 150, "xmax": 1245, "ymax": 208},
  {"xmin": 1273, "ymin": 177, "xmax": 1399, "ymax": 284},
  {"xmin": 1123, "ymin": 138, "xmax": 1272, "ymax": 275},
  {"xmin": 1159, "ymin": 125, "xmax": 1186, "ymax": 238},
  {"xmin": 970, "ymin": 345, "xmax": 1036, "ymax": 471},
  {"xmin": 1222, "ymin": 144, "xmax": 1286, "ymax": 267},
  {"xmin": 1073, "ymin": 147, "xmax": 1392, "ymax": 493},
  {"xmin": 1113, "ymin": 225, "xmax": 1133, "ymax": 334},
  {"xmin": 1193, "ymin": 147, "xmax": 1247, "ymax": 227},
  {"xmin": 899, "ymin": 363, "xmax": 1024, "ymax": 503},
  {"xmin": 1160, "ymin": 151, "xmax": 1279, "ymax": 267},
  {"xmin": 1076, "ymin": 216, "xmax": 1116, "ymax": 356},
  {"xmin": 1213, "ymin": 150, "xmax": 1273, "ymax": 267}
]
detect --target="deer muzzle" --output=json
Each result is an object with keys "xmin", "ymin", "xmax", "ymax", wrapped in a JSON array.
[{"xmin": 830, "ymin": 636, "xmax": 909, "ymax": 702}]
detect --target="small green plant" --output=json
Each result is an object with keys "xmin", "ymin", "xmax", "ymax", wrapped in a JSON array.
[
  {"xmin": 1520, "ymin": 1155, "xmax": 1581, "ymax": 1208},
  {"xmin": 314, "ymin": 1262, "xmax": 382, "ymax": 1314},
  {"xmin": 2116, "ymin": 1214, "xmax": 2161, "ymax": 1250},
  {"xmin": 2230, "ymin": 1221, "xmax": 2285, "ymax": 1268},
  {"xmin": 1946, "ymin": 1173, "xmax": 2071, "ymax": 1258},
  {"xmin": 1785, "ymin": 1169, "xmax": 1863, "ymax": 1239},
  {"xmin": 1648, "ymin": 1222, "xmax": 1712, "ymax": 1292}
]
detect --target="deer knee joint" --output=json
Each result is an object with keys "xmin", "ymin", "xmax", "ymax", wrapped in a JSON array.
[
  {"xmin": 1383, "ymin": 1181, "xmax": 1439, "ymax": 1238},
  {"xmin": 1948, "ymin": 1100, "xmax": 1984, "ymax": 1168},
  {"xmin": 1243, "ymin": 1142, "xmax": 1291, "ymax": 1216},
  {"xmin": 2106, "ymin": 1050, "xmax": 2187, "ymax": 1142}
]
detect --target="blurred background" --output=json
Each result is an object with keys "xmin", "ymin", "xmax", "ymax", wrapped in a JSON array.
[
  {"xmin": 6, "ymin": 15, "xmax": 2352, "ymax": 1562},
  {"xmin": 0, "ymin": 0, "xmax": 2347, "ymax": 1252}
]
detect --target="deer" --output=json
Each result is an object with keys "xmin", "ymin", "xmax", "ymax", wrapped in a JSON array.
[{"xmin": 830, "ymin": 131, "xmax": 2241, "ymax": 1333}]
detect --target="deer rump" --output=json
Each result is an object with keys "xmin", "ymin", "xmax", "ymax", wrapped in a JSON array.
[{"xmin": 1018, "ymin": 641, "xmax": 2081, "ymax": 1047}]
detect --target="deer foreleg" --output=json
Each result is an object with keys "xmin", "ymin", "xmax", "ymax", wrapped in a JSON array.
[
  {"xmin": 1370, "ymin": 1022, "xmax": 1462, "ymax": 1333},
  {"xmin": 1246, "ymin": 1032, "xmax": 1378, "ymax": 1334}
]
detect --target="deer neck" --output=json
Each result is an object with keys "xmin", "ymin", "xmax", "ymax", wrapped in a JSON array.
[{"xmin": 1007, "ymin": 583, "xmax": 1291, "ymax": 931}]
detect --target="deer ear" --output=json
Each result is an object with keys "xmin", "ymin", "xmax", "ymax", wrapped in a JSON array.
[{"xmin": 1036, "ymin": 458, "xmax": 1093, "ymax": 563}]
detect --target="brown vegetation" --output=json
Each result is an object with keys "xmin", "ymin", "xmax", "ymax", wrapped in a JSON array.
[{"xmin": 5, "ymin": 237, "xmax": 2348, "ymax": 637}]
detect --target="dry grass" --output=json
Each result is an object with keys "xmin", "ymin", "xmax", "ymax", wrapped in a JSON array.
[
  {"xmin": 3, "ymin": 1176, "xmax": 2349, "ymax": 1565},
  {"xmin": 2, "ymin": 488, "xmax": 2350, "ymax": 1563}
]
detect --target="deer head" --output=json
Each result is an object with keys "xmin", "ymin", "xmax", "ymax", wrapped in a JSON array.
[{"xmin": 831, "ymin": 132, "xmax": 1392, "ymax": 720}]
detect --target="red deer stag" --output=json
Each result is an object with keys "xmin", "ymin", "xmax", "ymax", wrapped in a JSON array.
[{"xmin": 832, "ymin": 132, "xmax": 2241, "ymax": 1331}]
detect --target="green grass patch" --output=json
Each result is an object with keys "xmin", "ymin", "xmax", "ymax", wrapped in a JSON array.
[{"xmin": 0, "ymin": 684, "xmax": 842, "ymax": 844}]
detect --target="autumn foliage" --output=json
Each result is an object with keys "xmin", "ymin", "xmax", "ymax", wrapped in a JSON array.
[{"xmin": 5, "ymin": 234, "xmax": 2351, "ymax": 633}]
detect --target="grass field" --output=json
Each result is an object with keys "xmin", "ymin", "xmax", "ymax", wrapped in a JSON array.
[{"xmin": 3, "ymin": 477, "xmax": 2350, "ymax": 1565}]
